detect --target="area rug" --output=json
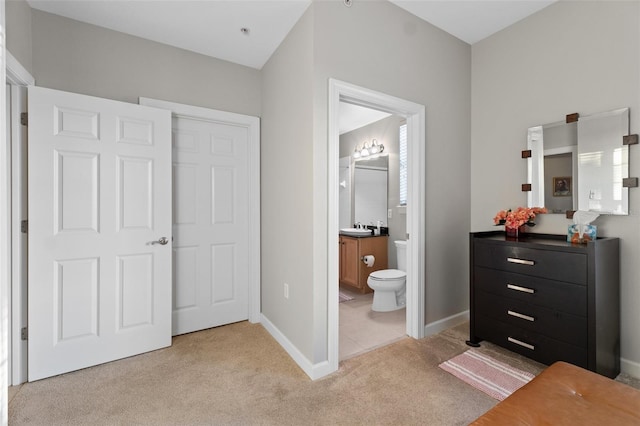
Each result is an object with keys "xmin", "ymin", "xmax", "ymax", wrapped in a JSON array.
[
  {"xmin": 439, "ymin": 349, "xmax": 535, "ymax": 400},
  {"xmin": 339, "ymin": 291, "xmax": 354, "ymax": 303}
]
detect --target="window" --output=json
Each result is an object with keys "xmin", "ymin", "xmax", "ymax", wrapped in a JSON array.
[{"xmin": 399, "ymin": 123, "xmax": 407, "ymax": 206}]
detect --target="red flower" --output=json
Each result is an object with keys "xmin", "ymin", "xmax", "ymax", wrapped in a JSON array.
[{"xmin": 494, "ymin": 207, "xmax": 548, "ymax": 229}]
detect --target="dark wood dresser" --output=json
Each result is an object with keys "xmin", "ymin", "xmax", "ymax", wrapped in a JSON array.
[{"xmin": 468, "ymin": 231, "xmax": 620, "ymax": 378}]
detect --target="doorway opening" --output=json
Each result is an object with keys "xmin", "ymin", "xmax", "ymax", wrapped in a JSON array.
[
  {"xmin": 337, "ymin": 105, "xmax": 407, "ymax": 360},
  {"xmin": 327, "ymin": 79, "xmax": 426, "ymax": 374}
]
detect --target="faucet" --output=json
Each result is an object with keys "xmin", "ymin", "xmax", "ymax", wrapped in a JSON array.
[{"xmin": 355, "ymin": 222, "xmax": 362, "ymax": 229}]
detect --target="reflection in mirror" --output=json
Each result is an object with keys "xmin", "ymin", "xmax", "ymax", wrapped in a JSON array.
[
  {"xmin": 353, "ymin": 155, "xmax": 388, "ymax": 225},
  {"xmin": 527, "ymin": 121, "xmax": 577, "ymax": 213},
  {"xmin": 527, "ymin": 108, "xmax": 629, "ymax": 215},
  {"xmin": 577, "ymin": 108, "xmax": 629, "ymax": 215},
  {"xmin": 338, "ymin": 157, "xmax": 352, "ymax": 229}
]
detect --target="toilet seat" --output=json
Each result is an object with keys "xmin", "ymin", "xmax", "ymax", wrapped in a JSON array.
[{"xmin": 368, "ymin": 269, "xmax": 406, "ymax": 281}]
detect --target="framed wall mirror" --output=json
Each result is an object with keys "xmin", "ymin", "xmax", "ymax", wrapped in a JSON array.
[
  {"xmin": 527, "ymin": 108, "xmax": 630, "ymax": 215},
  {"xmin": 353, "ymin": 155, "xmax": 388, "ymax": 225}
]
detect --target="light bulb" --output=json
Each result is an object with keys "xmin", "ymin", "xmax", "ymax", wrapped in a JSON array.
[{"xmin": 370, "ymin": 139, "xmax": 380, "ymax": 154}]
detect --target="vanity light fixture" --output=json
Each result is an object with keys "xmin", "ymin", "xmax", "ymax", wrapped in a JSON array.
[{"xmin": 352, "ymin": 139, "xmax": 384, "ymax": 159}]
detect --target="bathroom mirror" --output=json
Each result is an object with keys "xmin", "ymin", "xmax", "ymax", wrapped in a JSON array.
[
  {"xmin": 527, "ymin": 108, "xmax": 630, "ymax": 215},
  {"xmin": 353, "ymin": 155, "xmax": 388, "ymax": 226}
]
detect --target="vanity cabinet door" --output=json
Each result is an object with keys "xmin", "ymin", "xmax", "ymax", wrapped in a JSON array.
[
  {"xmin": 339, "ymin": 236, "xmax": 359, "ymax": 288},
  {"xmin": 339, "ymin": 235, "xmax": 388, "ymax": 292}
]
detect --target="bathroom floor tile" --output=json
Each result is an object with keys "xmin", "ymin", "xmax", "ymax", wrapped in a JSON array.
[
  {"xmin": 338, "ymin": 286, "xmax": 406, "ymax": 361},
  {"xmin": 339, "ymin": 334, "xmax": 366, "ymax": 360}
]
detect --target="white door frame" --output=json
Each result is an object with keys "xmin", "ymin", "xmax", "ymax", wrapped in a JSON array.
[
  {"xmin": 1, "ymin": 4, "xmax": 7, "ymax": 418},
  {"xmin": 139, "ymin": 97, "xmax": 261, "ymax": 323},
  {"xmin": 6, "ymin": 50, "xmax": 34, "ymax": 386},
  {"xmin": 327, "ymin": 79, "xmax": 426, "ymax": 373}
]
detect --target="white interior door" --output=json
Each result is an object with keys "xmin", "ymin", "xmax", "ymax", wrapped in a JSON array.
[
  {"xmin": 28, "ymin": 86, "xmax": 172, "ymax": 381},
  {"xmin": 170, "ymin": 114, "xmax": 250, "ymax": 335}
]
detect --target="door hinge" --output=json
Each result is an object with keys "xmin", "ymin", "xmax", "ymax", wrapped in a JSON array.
[
  {"xmin": 21, "ymin": 220, "xmax": 28, "ymax": 233},
  {"xmin": 20, "ymin": 112, "xmax": 28, "ymax": 126},
  {"xmin": 21, "ymin": 327, "xmax": 28, "ymax": 341}
]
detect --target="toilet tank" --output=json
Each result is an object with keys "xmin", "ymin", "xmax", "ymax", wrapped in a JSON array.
[{"xmin": 394, "ymin": 240, "xmax": 407, "ymax": 271}]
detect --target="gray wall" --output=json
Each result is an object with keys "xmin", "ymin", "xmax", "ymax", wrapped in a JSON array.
[
  {"xmin": 6, "ymin": 0, "xmax": 32, "ymax": 73},
  {"xmin": 262, "ymin": 0, "xmax": 471, "ymax": 364},
  {"xmin": 30, "ymin": 10, "xmax": 261, "ymax": 116},
  {"xmin": 313, "ymin": 0, "xmax": 472, "ymax": 331},
  {"xmin": 471, "ymin": 0, "xmax": 640, "ymax": 375},
  {"xmin": 339, "ymin": 114, "xmax": 406, "ymax": 268},
  {"xmin": 261, "ymin": 8, "xmax": 316, "ymax": 360}
]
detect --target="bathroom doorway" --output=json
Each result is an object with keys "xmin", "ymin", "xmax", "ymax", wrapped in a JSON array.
[
  {"xmin": 337, "ymin": 105, "xmax": 407, "ymax": 360},
  {"xmin": 327, "ymin": 79, "xmax": 426, "ymax": 373}
]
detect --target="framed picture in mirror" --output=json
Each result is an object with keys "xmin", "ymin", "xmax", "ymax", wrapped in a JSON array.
[{"xmin": 553, "ymin": 176, "xmax": 572, "ymax": 197}]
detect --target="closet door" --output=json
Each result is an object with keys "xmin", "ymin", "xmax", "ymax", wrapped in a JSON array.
[{"xmin": 28, "ymin": 86, "xmax": 172, "ymax": 381}]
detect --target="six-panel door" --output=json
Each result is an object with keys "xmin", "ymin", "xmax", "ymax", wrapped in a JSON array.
[{"xmin": 28, "ymin": 87, "xmax": 172, "ymax": 381}]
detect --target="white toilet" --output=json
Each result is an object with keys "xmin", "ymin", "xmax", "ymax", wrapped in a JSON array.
[{"xmin": 367, "ymin": 240, "xmax": 407, "ymax": 312}]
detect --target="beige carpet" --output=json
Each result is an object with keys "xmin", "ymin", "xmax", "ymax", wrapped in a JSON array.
[{"xmin": 7, "ymin": 321, "xmax": 634, "ymax": 425}]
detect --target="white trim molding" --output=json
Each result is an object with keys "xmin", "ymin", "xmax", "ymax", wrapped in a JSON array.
[
  {"xmin": 6, "ymin": 50, "xmax": 34, "ymax": 86},
  {"xmin": 139, "ymin": 97, "xmax": 261, "ymax": 324},
  {"xmin": 5, "ymin": 50, "xmax": 33, "ymax": 387},
  {"xmin": 621, "ymin": 357, "xmax": 640, "ymax": 379},
  {"xmin": 260, "ymin": 314, "xmax": 332, "ymax": 380},
  {"xmin": 1, "ymin": 3, "xmax": 9, "ymax": 420},
  {"xmin": 327, "ymin": 79, "xmax": 426, "ymax": 376},
  {"xmin": 424, "ymin": 310, "xmax": 469, "ymax": 337}
]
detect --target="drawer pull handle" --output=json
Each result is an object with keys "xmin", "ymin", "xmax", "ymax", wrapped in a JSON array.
[
  {"xmin": 507, "ymin": 257, "xmax": 535, "ymax": 266},
  {"xmin": 507, "ymin": 284, "xmax": 535, "ymax": 294},
  {"xmin": 508, "ymin": 310, "xmax": 535, "ymax": 322},
  {"xmin": 508, "ymin": 337, "xmax": 535, "ymax": 350}
]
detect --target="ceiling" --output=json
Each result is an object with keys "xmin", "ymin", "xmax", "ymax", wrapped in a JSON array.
[
  {"xmin": 27, "ymin": 0, "xmax": 557, "ymax": 70},
  {"xmin": 27, "ymin": 0, "xmax": 313, "ymax": 70},
  {"xmin": 339, "ymin": 103, "xmax": 391, "ymax": 135},
  {"xmin": 26, "ymin": 0, "xmax": 556, "ymax": 134},
  {"xmin": 391, "ymin": 0, "xmax": 556, "ymax": 45}
]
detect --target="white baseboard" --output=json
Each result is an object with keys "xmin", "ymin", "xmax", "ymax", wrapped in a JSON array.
[
  {"xmin": 262, "ymin": 306, "xmax": 640, "ymax": 381},
  {"xmin": 621, "ymin": 356, "xmax": 640, "ymax": 379},
  {"xmin": 424, "ymin": 310, "xmax": 469, "ymax": 337},
  {"xmin": 260, "ymin": 314, "xmax": 334, "ymax": 380}
]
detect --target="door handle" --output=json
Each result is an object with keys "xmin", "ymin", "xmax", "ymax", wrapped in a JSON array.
[{"xmin": 151, "ymin": 237, "xmax": 169, "ymax": 245}]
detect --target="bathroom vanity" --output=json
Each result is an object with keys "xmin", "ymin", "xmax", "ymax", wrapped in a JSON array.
[
  {"xmin": 339, "ymin": 234, "xmax": 388, "ymax": 293},
  {"xmin": 467, "ymin": 231, "xmax": 620, "ymax": 378}
]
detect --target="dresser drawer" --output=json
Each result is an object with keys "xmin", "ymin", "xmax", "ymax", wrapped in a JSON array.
[
  {"xmin": 474, "ymin": 267, "xmax": 587, "ymax": 317},
  {"xmin": 474, "ymin": 242, "xmax": 587, "ymax": 284},
  {"xmin": 476, "ymin": 290, "xmax": 587, "ymax": 347},
  {"xmin": 476, "ymin": 315, "xmax": 588, "ymax": 368}
]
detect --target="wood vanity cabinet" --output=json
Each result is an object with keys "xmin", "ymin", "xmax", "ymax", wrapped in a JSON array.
[
  {"xmin": 339, "ymin": 235, "xmax": 388, "ymax": 293},
  {"xmin": 468, "ymin": 231, "xmax": 620, "ymax": 378}
]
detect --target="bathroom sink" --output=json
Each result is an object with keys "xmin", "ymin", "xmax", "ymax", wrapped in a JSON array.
[{"xmin": 340, "ymin": 228, "xmax": 372, "ymax": 236}]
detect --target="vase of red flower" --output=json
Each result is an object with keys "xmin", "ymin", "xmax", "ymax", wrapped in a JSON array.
[
  {"xmin": 505, "ymin": 226, "xmax": 520, "ymax": 238},
  {"xmin": 494, "ymin": 207, "xmax": 547, "ymax": 238}
]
